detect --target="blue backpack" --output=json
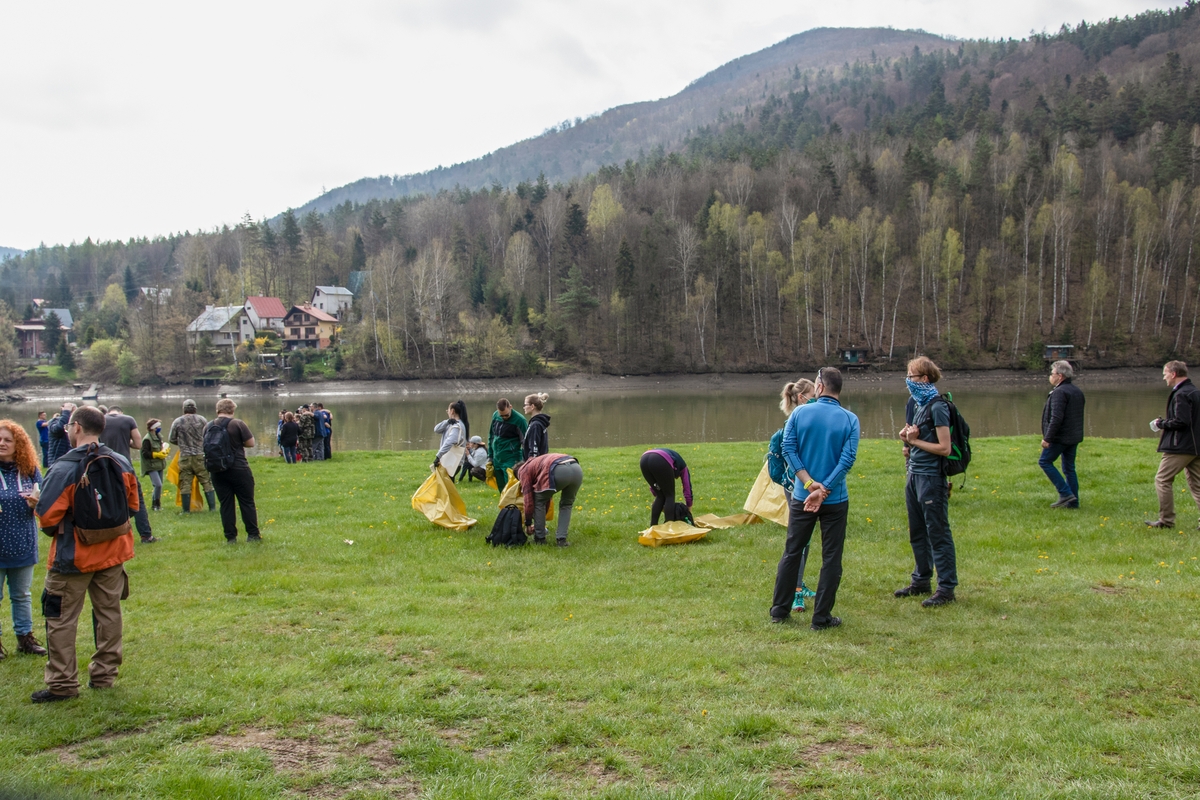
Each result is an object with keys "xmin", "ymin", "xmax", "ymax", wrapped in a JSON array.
[{"xmin": 766, "ymin": 428, "xmax": 795, "ymax": 495}]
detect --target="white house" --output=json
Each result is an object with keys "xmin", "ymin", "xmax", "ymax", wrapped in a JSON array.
[
  {"xmin": 311, "ymin": 286, "xmax": 354, "ymax": 320},
  {"xmin": 244, "ymin": 296, "xmax": 287, "ymax": 334},
  {"xmin": 186, "ymin": 305, "xmax": 255, "ymax": 357}
]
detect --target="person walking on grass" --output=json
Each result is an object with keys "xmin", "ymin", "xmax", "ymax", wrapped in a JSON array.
[
  {"xmin": 487, "ymin": 398, "xmax": 527, "ymax": 491},
  {"xmin": 206, "ymin": 400, "xmax": 261, "ymax": 544},
  {"xmin": 771, "ymin": 367, "xmax": 859, "ymax": 630},
  {"xmin": 517, "ymin": 452, "xmax": 584, "ymax": 546},
  {"xmin": 36, "ymin": 411, "xmax": 49, "ymax": 468},
  {"xmin": 140, "ymin": 418, "xmax": 168, "ymax": 512},
  {"xmin": 895, "ymin": 356, "xmax": 958, "ymax": 608},
  {"xmin": 32, "ymin": 406, "xmax": 139, "ymax": 703},
  {"xmin": 770, "ymin": 378, "xmax": 817, "ymax": 614},
  {"xmin": 1147, "ymin": 360, "xmax": 1200, "ymax": 529},
  {"xmin": 168, "ymin": 399, "xmax": 215, "ymax": 513},
  {"xmin": 0, "ymin": 420, "xmax": 47, "ymax": 660},
  {"xmin": 101, "ymin": 406, "xmax": 157, "ymax": 543},
  {"xmin": 1040, "ymin": 360, "xmax": 1085, "ymax": 509},
  {"xmin": 522, "ymin": 393, "xmax": 551, "ymax": 461}
]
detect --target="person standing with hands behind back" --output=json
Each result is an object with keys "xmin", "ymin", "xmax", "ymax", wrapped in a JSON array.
[
  {"xmin": 770, "ymin": 367, "xmax": 859, "ymax": 630},
  {"xmin": 895, "ymin": 357, "xmax": 958, "ymax": 607},
  {"xmin": 1146, "ymin": 361, "xmax": 1200, "ymax": 529}
]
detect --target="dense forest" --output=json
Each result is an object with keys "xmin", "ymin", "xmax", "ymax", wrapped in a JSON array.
[{"xmin": 3, "ymin": 4, "xmax": 1200, "ymax": 384}]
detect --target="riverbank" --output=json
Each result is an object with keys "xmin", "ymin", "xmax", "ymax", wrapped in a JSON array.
[
  {"xmin": 6, "ymin": 366, "xmax": 1163, "ymax": 403},
  {"xmin": 1, "ymin": 438, "xmax": 1193, "ymax": 798}
]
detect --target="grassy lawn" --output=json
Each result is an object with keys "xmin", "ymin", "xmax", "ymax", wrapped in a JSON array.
[
  {"xmin": 1, "ymin": 437, "xmax": 1198, "ymax": 798},
  {"xmin": 27, "ymin": 365, "xmax": 76, "ymax": 384}
]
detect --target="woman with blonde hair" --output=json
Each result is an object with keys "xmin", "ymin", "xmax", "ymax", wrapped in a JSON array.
[
  {"xmin": 0, "ymin": 419, "xmax": 46, "ymax": 658},
  {"xmin": 522, "ymin": 393, "xmax": 551, "ymax": 461},
  {"xmin": 770, "ymin": 379, "xmax": 817, "ymax": 612}
]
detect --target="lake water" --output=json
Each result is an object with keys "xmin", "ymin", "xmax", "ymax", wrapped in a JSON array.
[{"xmin": 4, "ymin": 382, "xmax": 1167, "ymax": 459}]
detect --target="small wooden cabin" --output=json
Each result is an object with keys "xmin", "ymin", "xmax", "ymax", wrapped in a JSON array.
[
  {"xmin": 841, "ymin": 348, "xmax": 870, "ymax": 367},
  {"xmin": 1044, "ymin": 344, "xmax": 1075, "ymax": 362}
]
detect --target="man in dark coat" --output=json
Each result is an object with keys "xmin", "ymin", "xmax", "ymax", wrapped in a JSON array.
[
  {"xmin": 1147, "ymin": 360, "xmax": 1200, "ymax": 529},
  {"xmin": 1039, "ymin": 360, "xmax": 1085, "ymax": 509}
]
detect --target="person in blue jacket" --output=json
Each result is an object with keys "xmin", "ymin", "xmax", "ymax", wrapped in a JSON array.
[
  {"xmin": 770, "ymin": 367, "xmax": 859, "ymax": 630},
  {"xmin": 35, "ymin": 411, "xmax": 50, "ymax": 468}
]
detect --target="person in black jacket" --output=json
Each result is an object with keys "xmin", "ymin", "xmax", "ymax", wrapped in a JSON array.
[
  {"xmin": 522, "ymin": 393, "xmax": 551, "ymax": 461},
  {"xmin": 1039, "ymin": 360, "xmax": 1085, "ymax": 509},
  {"xmin": 1147, "ymin": 360, "xmax": 1200, "ymax": 529}
]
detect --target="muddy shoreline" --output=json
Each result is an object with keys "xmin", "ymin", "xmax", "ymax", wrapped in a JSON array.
[{"xmin": 4, "ymin": 367, "xmax": 1160, "ymax": 404}]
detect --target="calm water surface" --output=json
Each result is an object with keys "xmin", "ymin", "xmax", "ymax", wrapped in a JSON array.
[{"xmin": 6, "ymin": 382, "xmax": 1166, "ymax": 459}]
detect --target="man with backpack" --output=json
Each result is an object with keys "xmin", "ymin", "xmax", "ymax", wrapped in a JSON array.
[
  {"xmin": 896, "ymin": 356, "xmax": 959, "ymax": 608},
  {"xmin": 168, "ymin": 399, "xmax": 216, "ymax": 513},
  {"xmin": 205, "ymin": 399, "xmax": 261, "ymax": 544},
  {"xmin": 31, "ymin": 406, "xmax": 140, "ymax": 703}
]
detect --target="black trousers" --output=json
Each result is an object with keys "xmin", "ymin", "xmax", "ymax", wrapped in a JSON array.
[
  {"xmin": 323, "ymin": 435, "xmax": 332, "ymax": 460},
  {"xmin": 211, "ymin": 467, "xmax": 260, "ymax": 540},
  {"xmin": 771, "ymin": 498, "xmax": 848, "ymax": 626},
  {"xmin": 640, "ymin": 452, "xmax": 679, "ymax": 525},
  {"xmin": 132, "ymin": 482, "xmax": 152, "ymax": 539},
  {"xmin": 905, "ymin": 473, "xmax": 957, "ymax": 592}
]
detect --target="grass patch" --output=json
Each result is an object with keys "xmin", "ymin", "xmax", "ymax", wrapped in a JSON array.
[
  {"xmin": 2, "ymin": 437, "xmax": 1198, "ymax": 798},
  {"xmin": 26, "ymin": 364, "xmax": 76, "ymax": 384}
]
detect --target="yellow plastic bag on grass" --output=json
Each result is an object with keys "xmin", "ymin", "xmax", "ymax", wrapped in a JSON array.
[
  {"xmin": 693, "ymin": 512, "xmax": 761, "ymax": 529},
  {"xmin": 638, "ymin": 521, "xmax": 708, "ymax": 547},
  {"xmin": 496, "ymin": 468, "xmax": 553, "ymax": 520},
  {"xmin": 165, "ymin": 449, "xmax": 206, "ymax": 510},
  {"xmin": 485, "ymin": 462, "xmax": 497, "ymax": 491},
  {"xmin": 743, "ymin": 463, "xmax": 790, "ymax": 527},
  {"xmin": 411, "ymin": 466, "xmax": 477, "ymax": 531}
]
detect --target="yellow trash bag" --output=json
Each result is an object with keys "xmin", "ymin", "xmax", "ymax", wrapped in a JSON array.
[
  {"xmin": 165, "ymin": 448, "xmax": 206, "ymax": 511},
  {"xmin": 411, "ymin": 466, "xmax": 477, "ymax": 531},
  {"xmin": 496, "ymin": 468, "xmax": 553, "ymax": 520},
  {"xmin": 638, "ymin": 520, "xmax": 708, "ymax": 547},
  {"xmin": 743, "ymin": 463, "xmax": 789, "ymax": 527},
  {"xmin": 485, "ymin": 462, "xmax": 497, "ymax": 491},
  {"xmin": 693, "ymin": 512, "xmax": 761, "ymax": 529}
]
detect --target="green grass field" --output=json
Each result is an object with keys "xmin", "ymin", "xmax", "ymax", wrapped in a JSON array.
[{"xmin": 1, "ymin": 437, "xmax": 1198, "ymax": 799}]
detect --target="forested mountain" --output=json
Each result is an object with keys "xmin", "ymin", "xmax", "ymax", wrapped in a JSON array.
[
  {"xmin": 3, "ymin": 4, "xmax": 1200, "ymax": 385},
  {"xmin": 293, "ymin": 27, "xmax": 952, "ymax": 216},
  {"xmin": 0, "ymin": 247, "xmax": 22, "ymax": 261}
]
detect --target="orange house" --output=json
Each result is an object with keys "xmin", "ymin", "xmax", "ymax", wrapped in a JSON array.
[{"xmin": 283, "ymin": 305, "xmax": 337, "ymax": 350}]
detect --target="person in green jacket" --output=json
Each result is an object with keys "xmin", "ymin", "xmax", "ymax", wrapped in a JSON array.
[
  {"xmin": 487, "ymin": 398, "xmax": 527, "ymax": 491},
  {"xmin": 140, "ymin": 417, "xmax": 168, "ymax": 511}
]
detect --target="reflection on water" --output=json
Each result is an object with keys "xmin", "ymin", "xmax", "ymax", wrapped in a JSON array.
[{"xmin": 4, "ymin": 383, "xmax": 1166, "ymax": 458}]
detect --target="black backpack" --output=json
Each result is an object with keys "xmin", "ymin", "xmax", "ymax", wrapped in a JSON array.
[
  {"xmin": 203, "ymin": 418, "xmax": 237, "ymax": 474},
  {"xmin": 920, "ymin": 394, "xmax": 972, "ymax": 481},
  {"xmin": 673, "ymin": 502, "xmax": 694, "ymax": 525},
  {"xmin": 72, "ymin": 445, "xmax": 132, "ymax": 545},
  {"xmin": 487, "ymin": 506, "xmax": 527, "ymax": 547}
]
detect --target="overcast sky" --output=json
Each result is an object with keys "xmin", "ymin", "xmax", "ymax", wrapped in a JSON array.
[{"xmin": 0, "ymin": 0, "xmax": 1178, "ymax": 249}]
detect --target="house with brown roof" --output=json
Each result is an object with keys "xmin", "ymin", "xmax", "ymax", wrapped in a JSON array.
[
  {"xmin": 282, "ymin": 304, "xmax": 337, "ymax": 350},
  {"xmin": 244, "ymin": 296, "xmax": 287, "ymax": 334}
]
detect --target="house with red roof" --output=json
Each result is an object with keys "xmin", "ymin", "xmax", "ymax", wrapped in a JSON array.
[
  {"xmin": 244, "ymin": 296, "xmax": 287, "ymax": 335},
  {"xmin": 282, "ymin": 304, "xmax": 338, "ymax": 350}
]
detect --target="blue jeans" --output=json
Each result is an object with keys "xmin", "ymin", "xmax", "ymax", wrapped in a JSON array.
[
  {"xmin": 1, "ymin": 565, "xmax": 35, "ymax": 636},
  {"xmin": 1039, "ymin": 442, "xmax": 1079, "ymax": 503},
  {"xmin": 282, "ymin": 446, "xmax": 297, "ymax": 464}
]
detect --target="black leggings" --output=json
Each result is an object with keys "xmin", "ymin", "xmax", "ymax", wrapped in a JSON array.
[{"xmin": 640, "ymin": 451, "xmax": 678, "ymax": 525}]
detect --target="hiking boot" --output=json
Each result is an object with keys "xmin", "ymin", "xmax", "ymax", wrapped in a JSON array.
[
  {"xmin": 533, "ymin": 535, "xmax": 547, "ymax": 545},
  {"xmin": 799, "ymin": 582, "xmax": 816, "ymax": 599},
  {"xmin": 893, "ymin": 582, "xmax": 932, "ymax": 598},
  {"xmin": 140, "ymin": 536, "xmax": 159, "ymax": 544},
  {"xmin": 17, "ymin": 633, "xmax": 47, "ymax": 656},
  {"xmin": 555, "ymin": 538, "xmax": 570, "ymax": 547},
  {"xmin": 791, "ymin": 591, "xmax": 806, "ymax": 613},
  {"xmin": 1050, "ymin": 495, "xmax": 1078, "ymax": 509},
  {"xmin": 88, "ymin": 680, "xmax": 111, "ymax": 690},
  {"xmin": 770, "ymin": 615, "xmax": 788, "ymax": 624},
  {"xmin": 247, "ymin": 535, "xmax": 263, "ymax": 542},
  {"xmin": 31, "ymin": 689, "xmax": 76, "ymax": 704},
  {"xmin": 225, "ymin": 538, "xmax": 238, "ymax": 545},
  {"xmin": 811, "ymin": 616, "xmax": 842, "ymax": 631},
  {"xmin": 1146, "ymin": 520, "xmax": 1174, "ymax": 529},
  {"xmin": 922, "ymin": 591, "xmax": 956, "ymax": 607}
]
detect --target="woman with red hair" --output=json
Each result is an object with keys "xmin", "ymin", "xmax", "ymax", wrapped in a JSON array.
[{"xmin": 0, "ymin": 419, "xmax": 45, "ymax": 659}]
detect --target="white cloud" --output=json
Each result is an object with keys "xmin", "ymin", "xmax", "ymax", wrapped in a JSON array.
[{"xmin": 0, "ymin": 0, "xmax": 1178, "ymax": 247}]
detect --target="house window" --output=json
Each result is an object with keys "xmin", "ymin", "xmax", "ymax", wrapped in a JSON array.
[
  {"xmin": 291, "ymin": 328, "xmax": 300, "ymax": 336},
  {"xmin": 305, "ymin": 327, "xmax": 316, "ymax": 337}
]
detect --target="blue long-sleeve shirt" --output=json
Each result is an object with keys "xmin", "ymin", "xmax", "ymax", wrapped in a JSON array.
[{"xmin": 781, "ymin": 396, "xmax": 860, "ymax": 505}]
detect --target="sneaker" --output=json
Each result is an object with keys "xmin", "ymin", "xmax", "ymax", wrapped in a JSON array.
[
  {"xmin": 87, "ymin": 680, "xmax": 111, "ymax": 690},
  {"xmin": 791, "ymin": 592, "xmax": 806, "ymax": 613},
  {"xmin": 1146, "ymin": 520, "xmax": 1174, "ymax": 529},
  {"xmin": 31, "ymin": 689, "xmax": 75, "ymax": 704},
  {"xmin": 555, "ymin": 538, "xmax": 570, "ymax": 547},
  {"xmin": 140, "ymin": 536, "xmax": 159, "ymax": 544},
  {"xmin": 770, "ymin": 615, "xmax": 788, "ymax": 624},
  {"xmin": 922, "ymin": 591, "xmax": 956, "ymax": 607},
  {"xmin": 893, "ymin": 582, "xmax": 932, "ymax": 598},
  {"xmin": 17, "ymin": 633, "xmax": 47, "ymax": 656},
  {"xmin": 811, "ymin": 616, "xmax": 842, "ymax": 631},
  {"xmin": 1050, "ymin": 495, "xmax": 1077, "ymax": 509},
  {"xmin": 247, "ymin": 535, "xmax": 263, "ymax": 542},
  {"xmin": 533, "ymin": 536, "xmax": 547, "ymax": 545},
  {"xmin": 799, "ymin": 582, "xmax": 816, "ymax": 599}
]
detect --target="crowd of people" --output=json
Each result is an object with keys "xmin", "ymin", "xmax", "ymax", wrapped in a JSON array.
[{"xmin": 6, "ymin": 357, "xmax": 1199, "ymax": 701}]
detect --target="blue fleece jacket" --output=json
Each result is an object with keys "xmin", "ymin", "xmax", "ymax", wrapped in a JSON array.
[{"xmin": 781, "ymin": 396, "xmax": 860, "ymax": 505}]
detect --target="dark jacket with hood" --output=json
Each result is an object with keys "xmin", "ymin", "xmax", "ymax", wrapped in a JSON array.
[
  {"xmin": 523, "ymin": 413, "xmax": 551, "ymax": 461},
  {"xmin": 1041, "ymin": 378, "xmax": 1085, "ymax": 445},
  {"xmin": 1157, "ymin": 377, "xmax": 1200, "ymax": 455},
  {"xmin": 47, "ymin": 408, "xmax": 72, "ymax": 465}
]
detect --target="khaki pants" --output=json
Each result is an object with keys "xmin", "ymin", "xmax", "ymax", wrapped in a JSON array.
[
  {"xmin": 179, "ymin": 453, "xmax": 213, "ymax": 493},
  {"xmin": 1155, "ymin": 453, "xmax": 1200, "ymax": 525},
  {"xmin": 42, "ymin": 565, "xmax": 127, "ymax": 696}
]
